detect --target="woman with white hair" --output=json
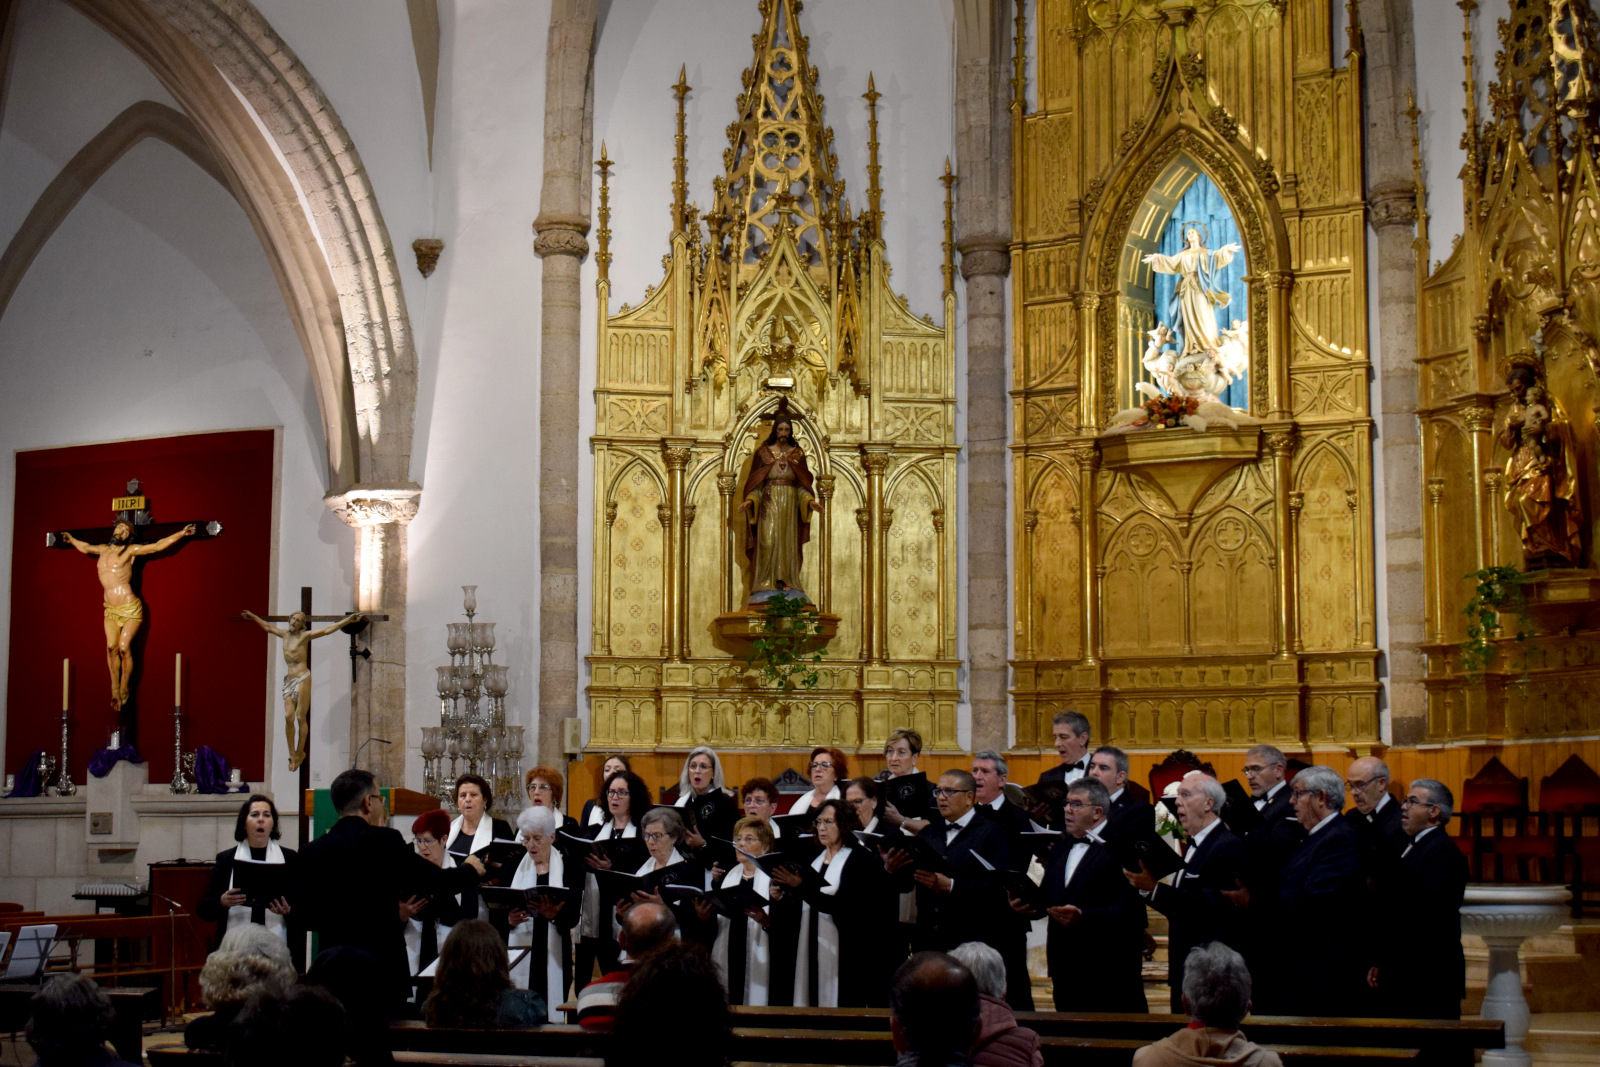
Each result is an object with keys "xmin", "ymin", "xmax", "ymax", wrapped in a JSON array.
[
  {"xmin": 185, "ymin": 924, "xmax": 297, "ymax": 1050},
  {"xmin": 507, "ymin": 804, "xmax": 577, "ymax": 1022},
  {"xmin": 673, "ymin": 746, "xmax": 738, "ymax": 852},
  {"xmin": 949, "ymin": 941, "xmax": 1043, "ymax": 1067}
]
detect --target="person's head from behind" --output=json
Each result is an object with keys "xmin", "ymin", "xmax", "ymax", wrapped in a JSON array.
[
  {"xmin": 424, "ymin": 920, "xmax": 510, "ymax": 1028},
  {"xmin": 948, "ymin": 941, "xmax": 1007, "ymax": 1001},
  {"xmin": 303, "ymin": 945, "xmax": 391, "ymax": 1064},
  {"xmin": 226, "ymin": 986, "xmax": 346, "ymax": 1067},
  {"xmin": 619, "ymin": 901, "xmax": 677, "ymax": 960},
  {"xmin": 889, "ymin": 952, "xmax": 980, "ymax": 1057},
  {"xmin": 607, "ymin": 942, "xmax": 730, "ymax": 1067},
  {"xmin": 1181, "ymin": 942, "xmax": 1253, "ymax": 1030},
  {"xmin": 200, "ymin": 923, "xmax": 296, "ymax": 1009},
  {"xmin": 331, "ymin": 768, "xmax": 384, "ymax": 826},
  {"xmin": 26, "ymin": 975, "xmax": 116, "ymax": 1065}
]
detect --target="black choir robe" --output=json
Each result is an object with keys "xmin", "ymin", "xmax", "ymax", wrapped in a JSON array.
[
  {"xmin": 571, "ymin": 820, "xmax": 639, "ymax": 984},
  {"xmin": 509, "ymin": 860, "xmax": 580, "ymax": 1023},
  {"xmin": 770, "ymin": 843, "xmax": 893, "ymax": 1007},
  {"xmin": 196, "ymin": 845, "xmax": 303, "ymax": 971},
  {"xmin": 1239, "ymin": 784, "xmax": 1304, "ymax": 1010},
  {"xmin": 446, "ymin": 814, "xmax": 516, "ymax": 936},
  {"xmin": 1377, "ymin": 826, "xmax": 1469, "ymax": 1020},
  {"xmin": 1145, "ymin": 820, "xmax": 1248, "ymax": 1014},
  {"xmin": 1034, "ymin": 834, "xmax": 1147, "ymax": 1013},
  {"xmin": 676, "ymin": 788, "xmax": 739, "ymax": 866},
  {"xmin": 1274, "ymin": 815, "xmax": 1369, "ymax": 1017},
  {"xmin": 1104, "ymin": 791, "xmax": 1156, "ymax": 844}
]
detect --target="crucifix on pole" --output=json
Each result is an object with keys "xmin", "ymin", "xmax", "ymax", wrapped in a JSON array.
[{"xmin": 237, "ymin": 587, "xmax": 387, "ymax": 843}]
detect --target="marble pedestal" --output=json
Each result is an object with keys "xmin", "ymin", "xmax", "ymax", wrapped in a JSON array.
[{"xmin": 1460, "ymin": 883, "xmax": 1572, "ymax": 1067}]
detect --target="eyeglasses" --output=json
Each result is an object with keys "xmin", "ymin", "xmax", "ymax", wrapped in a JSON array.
[
  {"xmin": 933, "ymin": 787, "xmax": 973, "ymax": 798},
  {"xmin": 1063, "ymin": 799, "xmax": 1096, "ymax": 811},
  {"xmin": 810, "ymin": 761, "xmax": 834, "ymax": 770},
  {"xmin": 528, "ymin": 783, "xmax": 554, "ymax": 793},
  {"xmin": 607, "ymin": 789, "xmax": 630, "ymax": 799},
  {"xmin": 1400, "ymin": 796, "xmax": 1436, "ymax": 808},
  {"xmin": 1290, "ymin": 788, "xmax": 1313, "ymax": 800},
  {"xmin": 847, "ymin": 796, "xmax": 871, "ymax": 805},
  {"xmin": 415, "ymin": 837, "xmax": 438, "ymax": 849},
  {"xmin": 1242, "ymin": 764, "xmax": 1270, "ymax": 775},
  {"xmin": 643, "ymin": 832, "xmax": 670, "ymax": 843}
]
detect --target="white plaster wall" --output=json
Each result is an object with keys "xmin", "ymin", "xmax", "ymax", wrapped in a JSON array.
[
  {"xmin": 580, "ymin": 0, "xmax": 958, "ymax": 743},
  {"xmin": 0, "ymin": 2, "xmax": 348, "ymax": 834}
]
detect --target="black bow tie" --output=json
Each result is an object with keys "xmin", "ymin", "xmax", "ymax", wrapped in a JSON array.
[{"xmin": 1066, "ymin": 761, "xmax": 1085, "ymax": 771}]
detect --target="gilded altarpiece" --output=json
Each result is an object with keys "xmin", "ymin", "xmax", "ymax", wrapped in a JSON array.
[
  {"xmin": 588, "ymin": 0, "xmax": 962, "ymax": 753},
  {"xmin": 1418, "ymin": 0, "xmax": 1600, "ymax": 736},
  {"xmin": 1011, "ymin": 0, "xmax": 1379, "ymax": 751}
]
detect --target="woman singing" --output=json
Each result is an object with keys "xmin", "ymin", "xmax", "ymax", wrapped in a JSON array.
[
  {"xmin": 673, "ymin": 746, "xmax": 738, "ymax": 851},
  {"xmin": 524, "ymin": 766, "xmax": 578, "ymax": 834},
  {"xmin": 445, "ymin": 774, "xmax": 515, "ymax": 924},
  {"xmin": 197, "ymin": 795, "xmax": 298, "ymax": 967},
  {"xmin": 403, "ymin": 810, "xmax": 464, "ymax": 993},
  {"xmin": 506, "ymin": 806, "xmax": 577, "ymax": 1022},
  {"xmin": 713, "ymin": 817, "xmax": 775, "ymax": 1006},
  {"xmin": 772, "ymin": 798, "xmax": 890, "ymax": 1007},
  {"xmin": 787, "ymin": 747, "xmax": 847, "ymax": 815},
  {"xmin": 573, "ymin": 769, "xmax": 648, "ymax": 984},
  {"xmin": 579, "ymin": 755, "xmax": 631, "ymax": 828}
]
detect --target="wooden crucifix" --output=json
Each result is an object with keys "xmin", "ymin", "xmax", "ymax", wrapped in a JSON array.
[
  {"xmin": 238, "ymin": 587, "xmax": 387, "ymax": 843},
  {"xmin": 47, "ymin": 478, "xmax": 223, "ymax": 746}
]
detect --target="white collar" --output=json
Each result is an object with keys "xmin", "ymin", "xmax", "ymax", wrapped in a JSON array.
[
  {"xmin": 985, "ymin": 794, "xmax": 1007, "ymax": 810},
  {"xmin": 862, "ymin": 816, "xmax": 879, "ymax": 835},
  {"xmin": 1264, "ymin": 780, "xmax": 1286, "ymax": 801},
  {"xmin": 1109, "ymin": 787, "xmax": 1124, "ymax": 804},
  {"xmin": 1413, "ymin": 825, "xmax": 1437, "ymax": 843},
  {"xmin": 1084, "ymin": 818, "xmax": 1107, "ymax": 842},
  {"xmin": 1187, "ymin": 817, "xmax": 1221, "ymax": 849},
  {"xmin": 1372, "ymin": 792, "xmax": 1392, "ymax": 815},
  {"xmin": 1308, "ymin": 810, "xmax": 1340, "ymax": 835},
  {"xmin": 233, "ymin": 840, "xmax": 285, "ymax": 865},
  {"xmin": 947, "ymin": 808, "xmax": 976, "ymax": 833},
  {"xmin": 449, "ymin": 813, "xmax": 494, "ymax": 854}
]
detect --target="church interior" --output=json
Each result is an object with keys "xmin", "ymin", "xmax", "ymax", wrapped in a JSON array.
[{"xmin": 3, "ymin": 0, "xmax": 1600, "ymax": 1058}]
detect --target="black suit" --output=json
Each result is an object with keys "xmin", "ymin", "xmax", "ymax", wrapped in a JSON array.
[
  {"xmin": 1240, "ymin": 785, "xmax": 1304, "ymax": 1010},
  {"xmin": 1034, "ymin": 762, "xmax": 1088, "ymax": 830},
  {"xmin": 1378, "ymin": 827, "xmax": 1469, "ymax": 1020},
  {"xmin": 978, "ymin": 796, "xmax": 1035, "ymax": 842},
  {"xmin": 1274, "ymin": 815, "xmax": 1369, "ymax": 1017},
  {"xmin": 1346, "ymin": 796, "xmax": 1409, "ymax": 859},
  {"xmin": 1146, "ymin": 820, "xmax": 1247, "ymax": 1013},
  {"xmin": 909, "ymin": 812, "xmax": 1033, "ymax": 1012},
  {"xmin": 1037, "ymin": 833, "xmax": 1146, "ymax": 1012},
  {"xmin": 1104, "ymin": 791, "xmax": 1156, "ymax": 844},
  {"xmin": 196, "ymin": 846, "xmax": 303, "ymax": 971},
  {"xmin": 296, "ymin": 816, "xmax": 481, "ymax": 1008}
]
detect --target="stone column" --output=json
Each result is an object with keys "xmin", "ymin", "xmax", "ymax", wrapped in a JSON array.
[
  {"xmin": 955, "ymin": 0, "xmax": 1014, "ymax": 755},
  {"xmin": 532, "ymin": 0, "xmax": 599, "ymax": 765},
  {"xmin": 326, "ymin": 485, "xmax": 421, "ymax": 788}
]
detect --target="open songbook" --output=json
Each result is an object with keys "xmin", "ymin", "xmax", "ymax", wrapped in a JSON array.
[
  {"xmin": 478, "ymin": 839, "xmax": 529, "ymax": 885},
  {"xmin": 1018, "ymin": 830, "xmax": 1062, "ymax": 861},
  {"xmin": 852, "ymin": 831, "xmax": 953, "ymax": 876},
  {"xmin": 555, "ymin": 830, "xmax": 647, "ymax": 870},
  {"xmin": 656, "ymin": 878, "xmax": 769, "ymax": 918},
  {"xmin": 594, "ymin": 859, "xmax": 704, "ymax": 898},
  {"xmin": 230, "ymin": 858, "xmax": 290, "ymax": 908},
  {"xmin": 972, "ymin": 850, "xmax": 1048, "ymax": 913},
  {"xmin": 1110, "ymin": 829, "xmax": 1184, "ymax": 880},
  {"xmin": 477, "ymin": 883, "xmax": 580, "ymax": 911}
]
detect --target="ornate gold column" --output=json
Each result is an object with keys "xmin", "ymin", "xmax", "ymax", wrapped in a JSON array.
[
  {"xmin": 1483, "ymin": 469, "xmax": 1503, "ymax": 563},
  {"xmin": 661, "ymin": 440, "xmax": 693, "ymax": 663},
  {"xmin": 855, "ymin": 506, "xmax": 872, "ymax": 660},
  {"xmin": 1265, "ymin": 272, "xmax": 1295, "ymax": 420},
  {"xmin": 1288, "ymin": 491, "xmax": 1305, "ymax": 653},
  {"xmin": 656, "ymin": 502, "xmax": 674, "ymax": 659},
  {"xmin": 861, "ymin": 445, "xmax": 892, "ymax": 664},
  {"xmin": 1075, "ymin": 294, "xmax": 1103, "ymax": 429},
  {"xmin": 1069, "ymin": 441, "xmax": 1101, "ymax": 665},
  {"xmin": 816, "ymin": 475, "xmax": 835, "ymax": 614},
  {"xmin": 599, "ymin": 501, "xmax": 617, "ymax": 655},
  {"xmin": 1021, "ymin": 508, "xmax": 1039, "ymax": 661},
  {"xmin": 1426, "ymin": 475, "xmax": 1447, "ymax": 644},
  {"xmin": 680, "ymin": 504, "xmax": 696, "ymax": 658},
  {"xmin": 1265, "ymin": 427, "xmax": 1299, "ymax": 658},
  {"xmin": 717, "ymin": 473, "xmax": 737, "ymax": 615},
  {"xmin": 932, "ymin": 507, "xmax": 947, "ymax": 659},
  {"xmin": 1464, "ymin": 404, "xmax": 1495, "ymax": 570}
]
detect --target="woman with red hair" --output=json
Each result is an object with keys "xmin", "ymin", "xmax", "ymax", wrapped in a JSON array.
[
  {"xmin": 787, "ymin": 747, "xmax": 848, "ymax": 816},
  {"xmin": 404, "ymin": 808, "xmax": 466, "ymax": 990}
]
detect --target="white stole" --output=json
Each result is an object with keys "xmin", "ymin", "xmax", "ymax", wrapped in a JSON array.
[
  {"xmin": 448, "ymin": 815, "xmax": 496, "ymax": 921},
  {"xmin": 580, "ymin": 820, "xmax": 637, "ymax": 938},
  {"xmin": 712, "ymin": 864, "xmax": 771, "ymax": 1006},
  {"xmin": 616, "ymin": 849, "xmax": 686, "ymax": 944},
  {"xmin": 404, "ymin": 853, "xmax": 457, "ymax": 977},
  {"xmin": 226, "ymin": 841, "xmax": 288, "ymax": 944},
  {"xmin": 793, "ymin": 847, "xmax": 849, "ymax": 1007},
  {"xmin": 508, "ymin": 850, "xmax": 567, "ymax": 1022},
  {"xmin": 787, "ymin": 784, "xmax": 841, "ymax": 814}
]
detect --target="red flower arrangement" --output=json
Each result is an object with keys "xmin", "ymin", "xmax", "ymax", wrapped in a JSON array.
[{"xmin": 1142, "ymin": 393, "xmax": 1199, "ymax": 428}]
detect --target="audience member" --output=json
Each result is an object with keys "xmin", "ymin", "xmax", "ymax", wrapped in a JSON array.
[
  {"xmin": 1134, "ymin": 943, "xmax": 1281, "ymax": 1067},
  {"xmin": 225, "ymin": 986, "xmax": 346, "ymax": 1067},
  {"xmin": 304, "ymin": 945, "xmax": 399, "ymax": 1065},
  {"xmin": 605, "ymin": 941, "xmax": 732, "ymax": 1067},
  {"xmin": 24, "ymin": 975, "xmax": 140, "ymax": 1067},
  {"xmin": 186, "ymin": 923, "xmax": 297, "ymax": 1049},
  {"xmin": 422, "ymin": 920, "xmax": 546, "ymax": 1030},
  {"xmin": 949, "ymin": 942, "xmax": 1043, "ymax": 1067},
  {"xmin": 890, "ymin": 952, "xmax": 981, "ymax": 1067},
  {"xmin": 576, "ymin": 900, "xmax": 678, "ymax": 1030}
]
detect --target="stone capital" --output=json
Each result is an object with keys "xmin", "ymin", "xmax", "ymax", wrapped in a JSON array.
[
  {"xmin": 661, "ymin": 439, "xmax": 694, "ymax": 470},
  {"xmin": 1368, "ymin": 181, "xmax": 1418, "ymax": 230},
  {"xmin": 532, "ymin": 211, "xmax": 591, "ymax": 259},
  {"xmin": 957, "ymin": 235, "xmax": 1011, "ymax": 279},
  {"xmin": 324, "ymin": 483, "xmax": 422, "ymax": 528}
]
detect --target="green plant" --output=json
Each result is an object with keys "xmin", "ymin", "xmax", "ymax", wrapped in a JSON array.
[
  {"xmin": 745, "ymin": 593, "xmax": 826, "ymax": 692},
  {"xmin": 1460, "ymin": 565, "xmax": 1531, "ymax": 676}
]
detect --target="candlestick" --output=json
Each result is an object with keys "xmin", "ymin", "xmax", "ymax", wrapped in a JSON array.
[
  {"xmin": 62, "ymin": 658, "xmax": 69, "ymax": 712},
  {"xmin": 174, "ymin": 653, "xmax": 182, "ymax": 702}
]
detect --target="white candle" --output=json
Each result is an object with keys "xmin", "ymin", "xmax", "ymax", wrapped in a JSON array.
[
  {"xmin": 174, "ymin": 653, "xmax": 182, "ymax": 704},
  {"xmin": 62, "ymin": 659, "xmax": 69, "ymax": 711}
]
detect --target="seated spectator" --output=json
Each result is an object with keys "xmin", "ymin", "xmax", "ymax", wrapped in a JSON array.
[
  {"xmin": 605, "ymin": 941, "xmax": 731, "ymax": 1067},
  {"xmin": 24, "ymin": 975, "xmax": 140, "ymax": 1067},
  {"xmin": 187, "ymin": 923, "xmax": 298, "ymax": 1049},
  {"xmin": 423, "ymin": 919, "xmax": 546, "ymax": 1029},
  {"xmin": 1134, "ymin": 943, "xmax": 1281, "ymax": 1067},
  {"xmin": 950, "ymin": 942, "xmax": 1042, "ymax": 1067},
  {"xmin": 305, "ymin": 945, "xmax": 398, "ymax": 1065},
  {"xmin": 576, "ymin": 901, "xmax": 677, "ymax": 1030},
  {"xmin": 226, "ymin": 986, "xmax": 346, "ymax": 1067},
  {"xmin": 890, "ymin": 952, "xmax": 981, "ymax": 1067}
]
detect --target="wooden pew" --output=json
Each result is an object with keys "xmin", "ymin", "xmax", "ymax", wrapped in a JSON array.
[{"xmin": 0, "ymin": 983, "xmax": 159, "ymax": 1064}]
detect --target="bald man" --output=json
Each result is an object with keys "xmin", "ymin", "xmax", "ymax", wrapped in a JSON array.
[{"xmin": 1343, "ymin": 756, "xmax": 1407, "ymax": 857}]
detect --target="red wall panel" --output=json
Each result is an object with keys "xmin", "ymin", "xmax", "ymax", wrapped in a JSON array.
[{"xmin": 8, "ymin": 430, "xmax": 275, "ymax": 783}]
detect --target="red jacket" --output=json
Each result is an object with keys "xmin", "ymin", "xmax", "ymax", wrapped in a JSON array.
[{"xmin": 971, "ymin": 993, "xmax": 1043, "ymax": 1067}]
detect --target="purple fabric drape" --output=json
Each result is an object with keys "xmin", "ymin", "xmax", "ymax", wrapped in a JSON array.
[
  {"xmin": 194, "ymin": 745, "xmax": 232, "ymax": 794},
  {"xmin": 88, "ymin": 744, "xmax": 143, "ymax": 778},
  {"xmin": 5, "ymin": 750, "xmax": 49, "ymax": 797}
]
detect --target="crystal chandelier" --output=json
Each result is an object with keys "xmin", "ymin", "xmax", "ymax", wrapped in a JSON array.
[{"xmin": 422, "ymin": 585, "xmax": 523, "ymax": 815}]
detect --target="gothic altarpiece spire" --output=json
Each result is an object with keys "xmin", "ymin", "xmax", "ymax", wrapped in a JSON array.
[{"xmin": 589, "ymin": 0, "xmax": 960, "ymax": 752}]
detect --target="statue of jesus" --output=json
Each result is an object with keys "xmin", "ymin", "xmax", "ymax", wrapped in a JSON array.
[
  {"xmin": 738, "ymin": 415, "xmax": 823, "ymax": 605},
  {"xmin": 62, "ymin": 520, "xmax": 196, "ymax": 709},
  {"xmin": 241, "ymin": 609, "xmax": 365, "ymax": 771}
]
